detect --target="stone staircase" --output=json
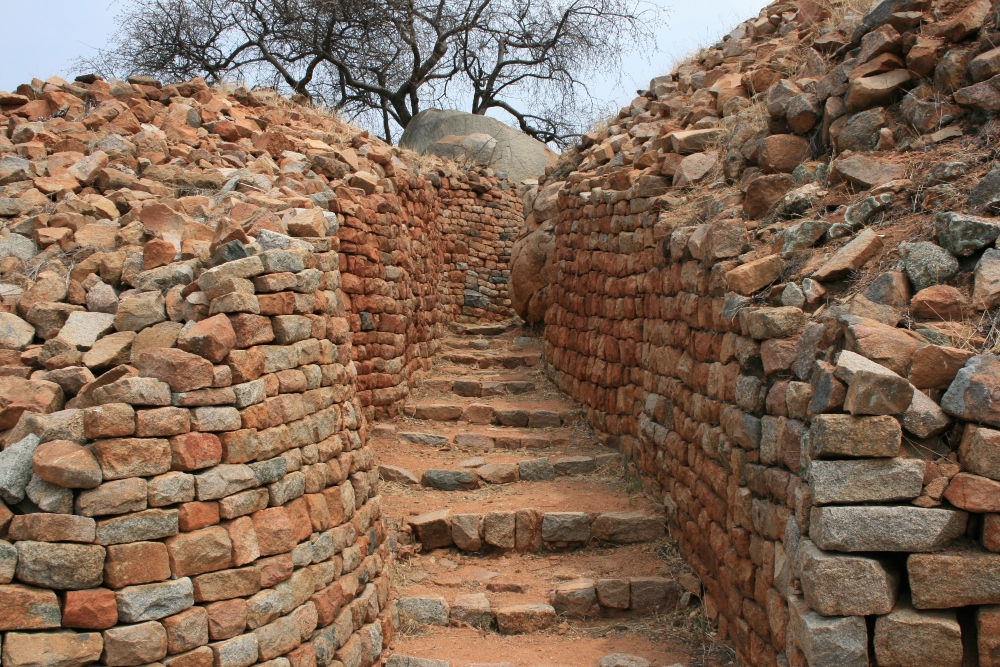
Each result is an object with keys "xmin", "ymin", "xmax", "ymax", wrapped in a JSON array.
[{"xmin": 370, "ymin": 323, "xmax": 734, "ymax": 667}]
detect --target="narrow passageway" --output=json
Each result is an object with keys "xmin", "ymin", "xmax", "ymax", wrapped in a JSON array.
[{"xmin": 371, "ymin": 322, "xmax": 736, "ymax": 667}]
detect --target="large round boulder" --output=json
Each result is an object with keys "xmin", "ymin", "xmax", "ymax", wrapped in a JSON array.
[{"xmin": 399, "ymin": 109, "xmax": 557, "ymax": 184}]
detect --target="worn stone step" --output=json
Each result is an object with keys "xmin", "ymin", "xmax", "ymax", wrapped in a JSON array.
[
  {"xmin": 396, "ymin": 572, "xmax": 690, "ymax": 629},
  {"xmin": 376, "ymin": 424, "xmax": 593, "ymax": 450},
  {"xmin": 402, "ymin": 401, "xmax": 578, "ymax": 426},
  {"xmin": 407, "ymin": 429, "xmax": 579, "ymax": 450},
  {"xmin": 440, "ymin": 351, "xmax": 542, "ymax": 368},
  {"xmin": 448, "ymin": 320, "xmax": 522, "ymax": 337},
  {"xmin": 380, "ymin": 454, "xmax": 618, "ymax": 490},
  {"xmin": 419, "ymin": 377, "xmax": 538, "ymax": 397},
  {"xmin": 405, "ymin": 508, "xmax": 666, "ymax": 552}
]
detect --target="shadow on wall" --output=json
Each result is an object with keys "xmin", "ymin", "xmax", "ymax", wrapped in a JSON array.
[{"xmin": 510, "ymin": 180, "xmax": 563, "ymax": 324}]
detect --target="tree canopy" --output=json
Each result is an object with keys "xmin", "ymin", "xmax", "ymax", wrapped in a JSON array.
[{"xmin": 82, "ymin": 0, "xmax": 658, "ymax": 145}]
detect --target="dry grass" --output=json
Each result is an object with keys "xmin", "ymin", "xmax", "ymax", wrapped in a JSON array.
[
  {"xmin": 571, "ymin": 608, "xmax": 739, "ymax": 667},
  {"xmin": 816, "ymin": 0, "xmax": 883, "ymax": 33},
  {"xmin": 710, "ymin": 96, "xmax": 772, "ymax": 181},
  {"xmin": 212, "ymin": 78, "xmax": 245, "ymax": 97}
]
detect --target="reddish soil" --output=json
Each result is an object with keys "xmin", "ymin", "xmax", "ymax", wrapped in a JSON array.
[{"xmin": 391, "ymin": 627, "xmax": 696, "ymax": 667}]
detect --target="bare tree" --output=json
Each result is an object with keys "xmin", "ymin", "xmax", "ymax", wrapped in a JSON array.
[{"xmin": 81, "ymin": 0, "xmax": 657, "ymax": 145}]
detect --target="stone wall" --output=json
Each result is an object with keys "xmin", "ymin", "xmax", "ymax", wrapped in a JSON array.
[
  {"xmin": 0, "ymin": 245, "xmax": 394, "ymax": 667},
  {"xmin": 338, "ymin": 169, "xmax": 520, "ymax": 422},
  {"xmin": 529, "ymin": 0, "xmax": 1000, "ymax": 661},
  {"xmin": 0, "ymin": 170, "xmax": 519, "ymax": 667},
  {"xmin": 0, "ymin": 75, "xmax": 521, "ymax": 667},
  {"xmin": 544, "ymin": 172, "xmax": 1000, "ymax": 666}
]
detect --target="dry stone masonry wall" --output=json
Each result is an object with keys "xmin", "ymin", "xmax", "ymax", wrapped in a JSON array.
[
  {"xmin": 538, "ymin": 0, "xmax": 1000, "ymax": 664},
  {"xmin": 339, "ymin": 171, "xmax": 519, "ymax": 422},
  {"xmin": 0, "ymin": 75, "xmax": 521, "ymax": 667}
]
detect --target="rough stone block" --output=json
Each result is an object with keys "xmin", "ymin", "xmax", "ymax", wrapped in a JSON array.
[
  {"xmin": 96, "ymin": 509, "xmax": 179, "ymax": 545},
  {"xmin": 798, "ymin": 539, "xmax": 899, "ymax": 616},
  {"xmin": 808, "ymin": 414, "xmax": 901, "ymax": 458},
  {"xmin": 515, "ymin": 508, "xmax": 542, "ymax": 552},
  {"xmin": 0, "ymin": 583, "xmax": 62, "ymax": 630},
  {"xmin": 958, "ymin": 424, "xmax": 1000, "ymax": 481},
  {"xmin": 31, "ymin": 440, "xmax": 102, "ymax": 488},
  {"xmin": 104, "ymin": 541, "xmax": 171, "ymax": 588},
  {"xmin": 450, "ymin": 593, "xmax": 491, "ymax": 627},
  {"xmin": 8, "ymin": 513, "xmax": 96, "ymax": 543},
  {"xmin": 206, "ymin": 599, "xmax": 248, "ymax": 640},
  {"xmin": 550, "ymin": 579, "xmax": 599, "ymax": 617},
  {"xmin": 810, "ymin": 505, "xmax": 967, "ymax": 552},
  {"xmin": 483, "ymin": 511, "xmax": 515, "ymax": 549},
  {"xmin": 591, "ymin": 512, "xmax": 663, "ymax": 543},
  {"xmin": 407, "ymin": 510, "xmax": 452, "ymax": 549},
  {"xmin": 116, "ymin": 577, "xmax": 194, "ymax": 623},
  {"xmin": 835, "ymin": 350, "xmax": 913, "ymax": 415},
  {"xmin": 874, "ymin": 597, "xmax": 962, "ymax": 667},
  {"xmin": 517, "ymin": 458, "xmax": 556, "ymax": 481},
  {"xmin": 76, "ymin": 478, "xmax": 148, "ymax": 517},
  {"xmin": 149, "ymin": 471, "xmax": 196, "ymax": 507},
  {"xmin": 192, "ymin": 566, "xmax": 262, "ymax": 603},
  {"xmin": 89, "ymin": 437, "xmax": 172, "ymax": 480},
  {"xmin": 979, "ymin": 605, "xmax": 1000, "ymax": 667},
  {"xmin": 596, "ymin": 578, "xmax": 630, "ymax": 609},
  {"xmin": 495, "ymin": 603, "xmax": 555, "ymax": 634},
  {"xmin": 628, "ymin": 577, "xmax": 680, "ymax": 613},
  {"xmin": 62, "ymin": 587, "xmax": 118, "ymax": 629},
  {"xmin": 787, "ymin": 595, "xmax": 868, "ymax": 667},
  {"xmin": 942, "ymin": 355, "xmax": 1000, "ymax": 427},
  {"xmin": 397, "ymin": 596, "xmax": 449, "ymax": 626},
  {"xmin": 541, "ymin": 512, "xmax": 590, "ymax": 542},
  {"xmin": 15, "ymin": 541, "xmax": 105, "ymax": 590},
  {"xmin": 101, "ymin": 620, "xmax": 168, "ymax": 666},
  {"xmin": 909, "ymin": 541, "xmax": 1000, "ymax": 608},
  {"xmin": 254, "ymin": 615, "xmax": 301, "ymax": 661},
  {"xmin": 420, "ymin": 469, "xmax": 478, "ymax": 491},
  {"xmin": 809, "ymin": 458, "xmax": 924, "ymax": 504},
  {"xmin": 1, "ymin": 631, "xmax": 104, "ymax": 667},
  {"xmin": 208, "ymin": 633, "xmax": 259, "ymax": 667},
  {"xmin": 450, "ymin": 513, "xmax": 483, "ymax": 551},
  {"xmin": 163, "ymin": 607, "xmax": 211, "ymax": 654}
]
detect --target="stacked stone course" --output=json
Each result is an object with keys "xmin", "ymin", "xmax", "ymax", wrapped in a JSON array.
[
  {"xmin": 0, "ymin": 244, "xmax": 394, "ymax": 667},
  {"xmin": 544, "ymin": 169, "xmax": 1000, "ymax": 666},
  {"xmin": 336, "ymin": 171, "xmax": 519, "ymax": 422}
]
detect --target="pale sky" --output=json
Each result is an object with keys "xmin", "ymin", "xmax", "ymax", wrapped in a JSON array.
[{"xmin": 0, "ymin": 0, "xmax": 765, "ymax": 131}]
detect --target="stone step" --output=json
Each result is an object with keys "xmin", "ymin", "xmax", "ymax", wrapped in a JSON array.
[
  {"xmin": 440, "ymin": 337, "xmax": 539, "ymax": 352},
  {"xmin": 381, "ymin": 453, "xmax": 619, "ymax": 489},
  {"xmin": 402, "ymin": 402, "xmax": 579, "ymax": 427},
  {"xmin": 396, "ymin": 570, "xmax": 692, "ymax": 630},
  {"xmin": 404, "ymin": 508, "xmax": 666, "ymax": 552},
  {"xmin": 439, "ymin": 350, "xmax": 542, "ymax": 368},
  {"xmin": 419, "ymin": 377, "xmax": 538, "ymax": 397},
  {"xmin": 374, "ymin": 424, "xmax": 594, "ymax": 450},
  {"xmin": 448, "ymin": 320, "xmax": 522, "ymax": 337}
]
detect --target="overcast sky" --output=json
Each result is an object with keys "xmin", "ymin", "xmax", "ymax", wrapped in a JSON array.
[{"xmin": 0, "ymin": 0, "xmax": 765, "ymax": 129}]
